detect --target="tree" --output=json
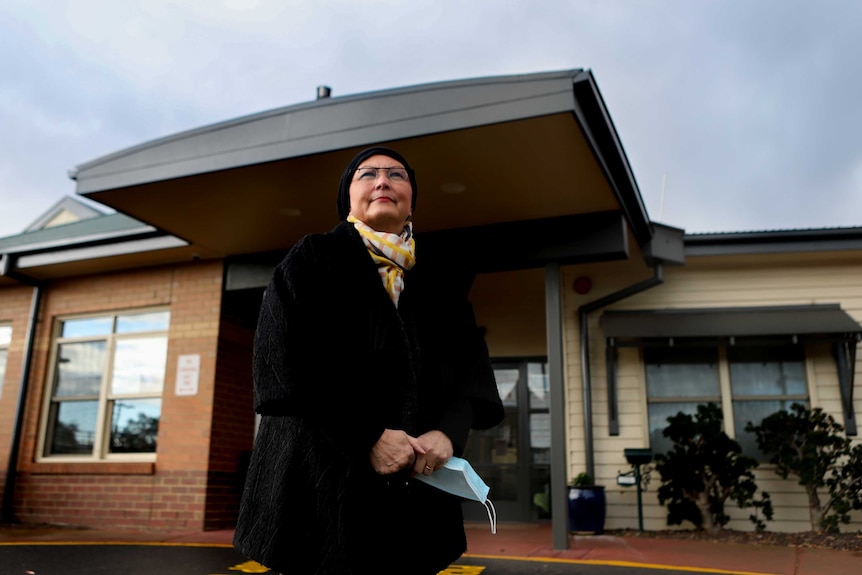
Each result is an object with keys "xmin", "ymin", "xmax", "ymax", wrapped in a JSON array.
[
  {"xmin": 655, "ymin": 403, "xmax": 773, "ymax": 534},
  {"xmin": 747, "ymin": 403, "xmax": 862, "ymax": 532}
]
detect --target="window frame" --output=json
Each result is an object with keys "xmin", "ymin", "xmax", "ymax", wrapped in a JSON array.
[{"xmin": 36, "ymin": 308, "xmax": 170, "ymax": 463}]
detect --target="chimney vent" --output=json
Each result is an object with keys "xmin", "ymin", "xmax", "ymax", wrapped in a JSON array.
[{"xmin": 316, "ymin": 86, "xmax": 332, "ymax": 99}]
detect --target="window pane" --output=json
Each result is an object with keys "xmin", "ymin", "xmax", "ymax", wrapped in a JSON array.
[
  {"xmin": 111, "ymin": 337, "xmax": 168, "ymax": 395},
  {"xmin": 116, "ymin": 311, "xmax": 170, "ymax": 334},
  {"xmin": 0, "ymin": 325, "xmax": 11, "ymax": 345},
  {"xmin": 530, "ymin": 413, "xmax": 551, "ymax": 449},
  {"xmin": 475, "ymin": 465, "xmax": 519, "ymax": 501},
  {"xmin": 495, "ymin": 368, "xmax": 519, "ymax": 407},
  {"xmin": 729, "ymin": 346, "xmax": 806, "ymax": 396},
  {"xmin": 527, "ymin": 363, "xmax": 549, "ymax": 409},
  {"xmin": 644, "ymin": 347, "xmax": 720, "ymax": 398},
  {"xmin": 733, "ymin": 399, "xmax": 801, "ymax": 460},
  {"xmin": 60, "ymin": 317, "xmax": 113, "ymax": 338},
  {"xmin": 48, "ymin": 400, "xmax": 98, "ymax": 455},
  {"xmin": 55, "ymin": 341, "xmax": 106, "ymax": 397},
  {"xmin": 108, "ymin": 398, "xmax": 161, "ymax": 453},
  {"xmin": 648, "ymin": 401, "xmax": 704, "ymax": 454}
]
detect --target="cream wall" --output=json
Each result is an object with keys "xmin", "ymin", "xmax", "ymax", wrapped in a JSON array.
[
  {"xmin": 560, "ymin": 250, "xmax": 862, "ymax": 533},
  {"xmin": 470, "ymin": 268, "xmax": 547, "ymax": 359}
]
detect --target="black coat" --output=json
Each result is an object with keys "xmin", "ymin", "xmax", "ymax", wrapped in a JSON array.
[{"xmin": 233, "ymin": 222, "xmax": 504, "ymax": 575}]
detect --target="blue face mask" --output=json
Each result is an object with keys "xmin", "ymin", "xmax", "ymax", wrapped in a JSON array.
[{"xmin": 415, "ymin": 456, "xmax": 497, "ymax": 534}]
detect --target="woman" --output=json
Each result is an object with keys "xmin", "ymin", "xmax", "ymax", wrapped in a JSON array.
[{"xmin": 234, "ymin": 147, "xmax": 504, "ymax": 575}]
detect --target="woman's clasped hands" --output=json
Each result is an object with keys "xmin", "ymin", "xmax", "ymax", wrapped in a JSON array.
[{"xmin": 371, "ymin": 429, "xmax": 453, "ymax": 477}]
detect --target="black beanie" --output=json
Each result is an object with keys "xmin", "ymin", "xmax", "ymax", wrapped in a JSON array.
[{"xmin": 336, "ymin": 146, "xmax": 417, "ymax": 221}]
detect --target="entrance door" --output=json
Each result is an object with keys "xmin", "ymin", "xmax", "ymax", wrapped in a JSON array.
[{"xmin": 462, "ymin": 360, "xmax": 550, "ymax": 521}]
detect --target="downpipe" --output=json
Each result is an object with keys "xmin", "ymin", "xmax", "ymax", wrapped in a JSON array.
[{"xmin": 578, "ymin": 264, "xmax": 663, "ymax": 478}]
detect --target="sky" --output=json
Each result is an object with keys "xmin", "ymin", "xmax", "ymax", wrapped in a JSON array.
[{"xmin": 1, "ymin": 0, "xmax": 861, "ymax": 239}]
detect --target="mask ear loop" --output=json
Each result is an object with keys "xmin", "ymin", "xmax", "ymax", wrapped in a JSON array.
[{"xmin": 483, "ymin": 498, "xmax": 497, "ymax": 534}]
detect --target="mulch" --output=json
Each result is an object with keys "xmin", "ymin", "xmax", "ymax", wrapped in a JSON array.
[{"xmin": 606, "ymin": 528, "xmax": 862, "ymax": 552}]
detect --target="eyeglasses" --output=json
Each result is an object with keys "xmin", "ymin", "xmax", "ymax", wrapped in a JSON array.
[{"xmin": 353, "ymin": 166, "xmax": 410, "ymax": 183}]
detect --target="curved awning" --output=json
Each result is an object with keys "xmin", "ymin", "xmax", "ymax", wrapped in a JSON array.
[{"xmin": 73, "ymin": 70, "xmax": 654, "ymax": 259}]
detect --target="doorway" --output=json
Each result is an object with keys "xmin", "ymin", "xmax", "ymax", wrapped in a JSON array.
[{"xmin": 463, "ymin": 359, "xmax": 551, "ymax": 521}]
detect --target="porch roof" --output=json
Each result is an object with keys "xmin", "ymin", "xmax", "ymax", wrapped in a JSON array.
[{"xmin": 71, "ymin": 69, "xmax": 653, "ymax": 264}]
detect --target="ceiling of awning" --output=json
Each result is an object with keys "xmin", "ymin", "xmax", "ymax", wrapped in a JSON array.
[{"xmin": 71, "ymin": 70, "xmax": 653, "ymax": 263}]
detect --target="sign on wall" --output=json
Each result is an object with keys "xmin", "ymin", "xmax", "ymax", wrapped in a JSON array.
[{"xmin": 175, "ymin": 354, "xmax": 200, "ymax": 396}]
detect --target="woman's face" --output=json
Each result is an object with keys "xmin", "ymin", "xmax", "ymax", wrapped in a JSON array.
[{"xmin": 348, "ymin": 154, "xmax": 413, "ymax": 234}]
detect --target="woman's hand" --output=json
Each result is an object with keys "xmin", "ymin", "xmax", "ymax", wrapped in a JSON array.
[
  {"xmin": 370, "ymin": 429, "xmax": 425, "ymax": 475},
  {"xmin": 413, "ymin": 430, "xmax": 453, "ymax": 477}
]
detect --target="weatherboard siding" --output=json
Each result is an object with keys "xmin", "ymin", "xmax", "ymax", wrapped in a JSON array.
[{"xmin": 561, "ymin": 252, "xmax": 862, "ymax": 533}]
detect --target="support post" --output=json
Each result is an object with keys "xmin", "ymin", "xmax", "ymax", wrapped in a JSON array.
[{"xmin": 545, "ymin": 263, "xmax": 569, "ymax": 550}]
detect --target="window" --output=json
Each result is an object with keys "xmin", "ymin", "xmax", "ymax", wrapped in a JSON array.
[
  {"xmin": 0, "ymin": 324, "xmax": 11, "ymax": 400},
  {"xmin": 643, "ymin": 343, "xmax": 808, "ymax": 459},
  {"xmin": 41, "ymin": 310, "xmax": 170, "ymax": 460},
  {"xmin": 644, "ymin": 346, "xmax": 720, "ymax": 454},
  {"xmin": 729, "ymin": 345, "xmax": 807, "ymax": 459}
]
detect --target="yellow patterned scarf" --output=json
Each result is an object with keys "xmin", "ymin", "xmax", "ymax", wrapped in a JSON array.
[{"xmin": 347, "ymin": 215, "xmax": 416, "ymax": 307}]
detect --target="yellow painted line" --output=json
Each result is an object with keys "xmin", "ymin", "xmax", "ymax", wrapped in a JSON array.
[
  {"xmin": 228, "ymin": 559, "xmax": 270, "ymax": 573},
  {"xmin": 462, "ymin": 553, "xmax": 782, "ymax": 575},
  {"xmin": 439, "ymin": 566, "xmax": 486, "ymax": 574}
]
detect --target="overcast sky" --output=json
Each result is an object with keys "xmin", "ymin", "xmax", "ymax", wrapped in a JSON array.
[{"xmin": 1, "ymin": 0, "xmax": 861, "ymax": 239}]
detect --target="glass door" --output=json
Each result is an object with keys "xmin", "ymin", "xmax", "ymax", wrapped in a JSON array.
[{"xmin": 463, "ymin": 360, "xmax": 550, "ymax": 521}]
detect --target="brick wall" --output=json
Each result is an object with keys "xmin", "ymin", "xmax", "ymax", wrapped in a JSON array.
[
  {"xmin": 204, "ymin": 289, "xmax": 257, "ymax": 529},
  {"xmin": 0, "ymin": 284, "xmax": 38, "ymax": 510},
  {"xmin": 7, "ymin": 261, "xmax": 228, "ymax": 531},
  {"xmin": 14, "ymin": 469, "xmax": 207, "ymax": 530}
]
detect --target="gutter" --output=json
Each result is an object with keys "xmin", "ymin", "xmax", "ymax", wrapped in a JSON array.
[
  {"xmin": 0, "ymin": 255, "xmax": 42, "ymax": 523},
  {"xmin": 578, "ymin": 264, "xmax": 664, "ymax": 478}
]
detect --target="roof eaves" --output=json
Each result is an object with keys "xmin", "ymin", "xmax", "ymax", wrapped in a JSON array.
[
  {"xmin": 74, "ymin": 69, "xmax": 585, "ymax": 174},
  {"xmin": 73, "ymin": 69, "xmax": 592, "ymax": 196},
  {"xmin": 570, "ymin": 70, "xmax": 653, "ymax": 246}
]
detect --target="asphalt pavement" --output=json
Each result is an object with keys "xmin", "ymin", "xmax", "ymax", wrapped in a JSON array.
[
  {"xmin": 0, "ymin": 521, "xmax": 859, "ymax": 575},
  {"xmin": 0, "ymin": 543, "xmax": 787, "ymax": 575}
]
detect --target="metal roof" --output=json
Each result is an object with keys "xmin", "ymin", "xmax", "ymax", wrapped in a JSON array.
[
  {"xmin": 0, "ymin": 212, "xmax": 190, "ymax": 285},
  {"xmin": 685, "ymin": 226, "xmax": 862, "ymax": 256},
  {"xmin": 73, "ymin": 70, "xmax": 592, "ymax": 192},
  {"xmin": 0, "ymin": 213, "xmax": 153, "ymax": 253}
]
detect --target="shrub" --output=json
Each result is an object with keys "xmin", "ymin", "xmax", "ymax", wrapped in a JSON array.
[
  {"xmin": 655, "ymin": 403, "xmax": 773, "ymax": 534},
  {"xmin": 747, "ymin": 403, "xmax": 862, "ymax": 532},
  {"xmin": 570, "ymin": 472, "xmax": 595, "ymax": 488}
]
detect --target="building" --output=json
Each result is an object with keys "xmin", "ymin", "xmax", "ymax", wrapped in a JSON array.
[{"xmin": 1, "ymin": 70, "xmax": 859, "ymax": 546}]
